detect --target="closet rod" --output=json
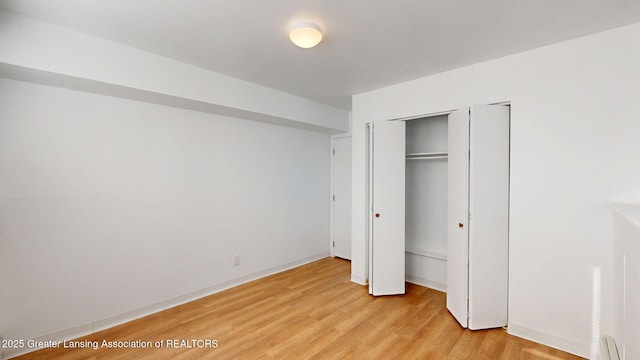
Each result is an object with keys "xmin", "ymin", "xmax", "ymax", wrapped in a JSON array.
[
  {"xmin": 406, "ymin": 156, "xmax": 448, "ymax": 160},
  {"xmin": 406, "ymin": 152, "xmax": 447, "ymax": 156}
]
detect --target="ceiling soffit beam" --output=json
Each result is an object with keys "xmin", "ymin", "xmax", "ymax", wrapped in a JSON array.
[{"xmin": 0, "ymin": 10, "xmax": 349, "ymax": 134}]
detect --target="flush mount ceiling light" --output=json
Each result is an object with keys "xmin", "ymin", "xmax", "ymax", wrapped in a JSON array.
[{"xmin": 289, "ymin": 21, "xmax": 322, "ymax": 48}]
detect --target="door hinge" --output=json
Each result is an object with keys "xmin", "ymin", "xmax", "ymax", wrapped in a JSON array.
[
  {"xmin": 332, "ymin": 241, "xmax": 335, "ymax": 247},
  {"xmin": 333, "ymin": 148, "xmax": 335, "ymax": 155},
  {"xmin": 332, "ymin": 195, "xmax": 335, "ymax": 201}
]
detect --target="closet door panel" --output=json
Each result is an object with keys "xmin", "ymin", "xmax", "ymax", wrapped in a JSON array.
[
  {"xmin": 447, "ymin": 108, "xmax": 470, "ymax": 327},
  {"xmin": 371, "ymin": 119, "xmax": 406, "ymax": 296},
  {"xmin": 467, "ymin": 105, "xmax": 510, "ymax": 329}
]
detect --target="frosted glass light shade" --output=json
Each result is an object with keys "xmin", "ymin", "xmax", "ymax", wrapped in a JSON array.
[{"xmin": 289, "ymin": 22, "xmax": 322, "ymax": 48}]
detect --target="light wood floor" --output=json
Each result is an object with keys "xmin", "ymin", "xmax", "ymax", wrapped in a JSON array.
[{"xmin": 16, "ymin": 257, "xmax": 584, "ymax": 359}]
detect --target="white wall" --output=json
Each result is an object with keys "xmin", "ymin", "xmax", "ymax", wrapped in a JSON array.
[
  {"xmin": 0, "ymin": 78, "xmax": 330, "ymax": 357},
  {"xmin": 351, "ymin": 23, "xmax": 640, "ymax": 357}
]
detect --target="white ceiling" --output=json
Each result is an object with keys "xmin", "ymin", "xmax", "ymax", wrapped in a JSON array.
[{"xmin": 1, "ymin": 0, "xmax": 639, "ymax": 110}]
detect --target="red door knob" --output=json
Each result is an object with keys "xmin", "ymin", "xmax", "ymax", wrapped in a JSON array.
[
  {"xmin": 375, "ymin": 213, "xmax": 380, "ymax": 218},
  {"xmin": 458, "ymin": 223, "xmax": 464, "ymax": 228}
]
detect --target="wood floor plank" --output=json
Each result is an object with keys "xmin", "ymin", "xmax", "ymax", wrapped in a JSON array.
[{"xmin": 14, "ymin": 257, "xmax": 584, "ymax": 359}]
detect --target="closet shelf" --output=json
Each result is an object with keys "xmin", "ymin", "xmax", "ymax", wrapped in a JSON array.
[
  {"xmin": 405, "ymin": 248, "xmax": 447, "ymax": 261},
  {"xmin": 406, "ymin": 152, "xmax": 448, "ymax": 160}
]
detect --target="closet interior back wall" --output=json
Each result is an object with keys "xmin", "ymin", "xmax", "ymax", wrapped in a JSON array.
[{"xmin": 405, "ymin": 114, "xmax": 449, "ymax": 291}]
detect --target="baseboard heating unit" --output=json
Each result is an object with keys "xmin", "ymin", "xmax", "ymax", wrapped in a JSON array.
[{"xmin": 599, "ymin": 336, "xmax": 620, "ymax": 360}]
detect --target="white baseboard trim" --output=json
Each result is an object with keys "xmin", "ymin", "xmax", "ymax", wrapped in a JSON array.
[
  {"xmin": 350, "ymin": 274, "xmax": 446, "ymax": 292},
  {"xmin": 405, "ymin": 275, "xmax": 446, "ymax": 293},
  {"xmin": 507, "ymin": 322, "xmax": 590, "ymax": 358},
  {"xmin": 2, "ymin": 252, "xmax": 329, "ymax": 360},
  {"xmin": 351, "ymin": 274, "xmax": 367, "ymax": 285}
]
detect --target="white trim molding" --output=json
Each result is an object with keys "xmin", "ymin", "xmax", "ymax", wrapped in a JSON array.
[
  {"xmin": 508, "ymin": 322, "xmax": 590, "ymax": 358},
  {"xmin": 405, "ymin": 275, "xmax": 446, "ymax": 293}
]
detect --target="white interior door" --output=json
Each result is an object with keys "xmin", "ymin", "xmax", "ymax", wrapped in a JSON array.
[
  {"xmin": 331, "ymin": 136, "xmax": 352, "ymax": 260},
  {"xmin": 447, "ymin": 108, "xmax": 470, "ymax": 327},
  {"xmin": 369, "ymin": 119, "xmax": 406, "ymax": 296}
]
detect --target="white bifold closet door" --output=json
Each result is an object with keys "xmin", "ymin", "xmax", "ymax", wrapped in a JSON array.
[
  {"xmin": 447, "ymin": 105, "xmax": 510, "ymax": 330},
  {"xmin": 447, "ymin": 107, "xmax": 471, "ymax": 326},
  {"xmin": 368, "ymin": 119, "xmax": 406, "ymax": 296}
]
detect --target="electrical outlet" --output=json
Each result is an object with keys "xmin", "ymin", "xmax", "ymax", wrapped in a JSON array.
[{"xmin": 233, "ymin": 255, "xmax": 240, "ymax": 266}]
